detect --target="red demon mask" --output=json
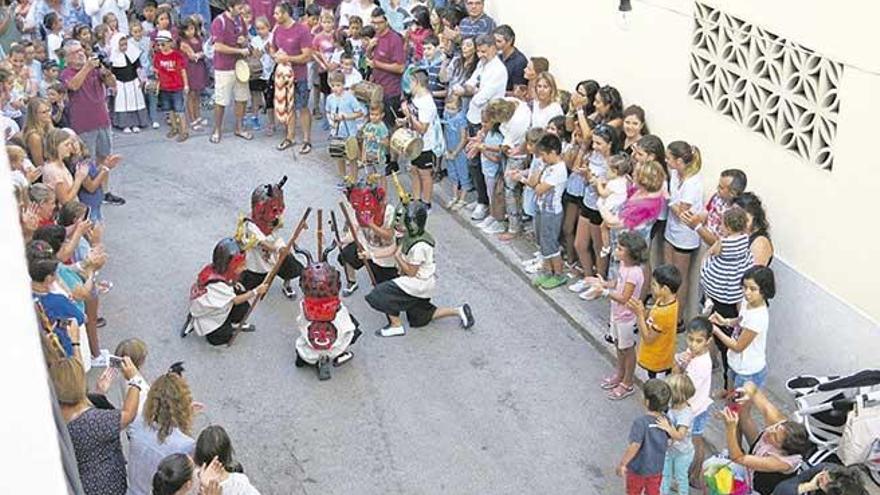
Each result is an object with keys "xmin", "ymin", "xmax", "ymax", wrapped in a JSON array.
[
  {"xmin": 307, "ymin": 321, "xmax": 338, "ymax": 350},
  {"xmin": 298, "ymin": 261, "xmax": 341, "ymax": 299},
  {"xmin": 348, "ymin": 184, "xmax": 386, "ymax": 227},
  {"xmin": 251, "ymin": 177, "xmax": 287, "ymax": 235},
  {"xmin": 303, "ymin": 295, "xmax": 341, "ymax": 322}
]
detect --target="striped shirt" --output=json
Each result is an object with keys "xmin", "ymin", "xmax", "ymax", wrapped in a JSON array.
[
  {"xmin": 700, "ymin": 233, "xmax": 754, "ymax": 304},
  {"xmin": 459, "ymin": 13, "xmax": 496, "ymax": 39}
]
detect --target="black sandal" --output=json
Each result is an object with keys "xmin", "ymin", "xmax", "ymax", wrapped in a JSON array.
[{"xmin": 299, "ymin": 142, "xmax": 312, "ymax": 154}]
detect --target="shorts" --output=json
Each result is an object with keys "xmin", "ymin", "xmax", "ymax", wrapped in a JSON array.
[
  {"xmin": 157, "ymin": 90, "xmax": 185, "ymax": 113},
  {"xmin": 249, "ymin": 78, "xmax": 268, "ymax": 93},
  {"xmin": 611, "ymin": 320, "xmax": 637, "ymax": 350},
  {"xmin": 79, "ymin": 127, "xmax": 112, "ymax": 160},
  {"xmin": 536, "ymin": 211, "xmax": 563, "ymax": 258},
  {"xmin": 579, "ymin": 204, "xmax": 603, "ymax": 226},
  {"xmin": 214, "ymin": 70, "xmax": 249, "ymax": 106},
  {"xmin": 411, "ymin": 150, "xmax": 435, "ymax": 170},
  {"xmin": 667, "ymin": 240, "xmax": 700, "ymax": 254},
  {"xmin": 318, "ymin": 71, "xmax": 330, "ymax": 95},
  {"xmin": 733, "ymin": 365, "xmax": 768, "ymax": 389},
  {"xmin": 562, "ymin": 192, "xmax": 583, "ymax": 205},
  {"xmin": 691, "ymin": 409, "xmax": 710, "ymax": 436},
  {"xmin": 293, "ymin": 79, "xmax": 310, "ymax": 110}
]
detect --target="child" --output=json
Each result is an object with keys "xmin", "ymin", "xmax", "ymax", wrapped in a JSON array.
[
  {"xmin": 7, "ymin": 144, "xmax": 40, "ymax": 186},
  {"xmin": 325, "ymin": 70, "xmax": 365, "ymax": 181},
  {"xmin": 249, "ymin": 16, "xmax": 275, "ymax": 135},
  {"xmin": 152, "ymin": 30, "xmax": 189, "ymax": 142},
  {"xmin": 141, "ymin": 0, "xmax": 159, "ymax": 34},
  {"xmin": 113, "ymin": 338, "xmax": 151, "ymax": 412},
  {"xmin": 629, "ymin": 263, "xmax": 681, "ymax": 379},
  {"xmin": 400, "ymin": 69, "xmax": 443, "ymax": 209},
  {"xmin": 518, "ymin": 127, "xmax": 548, "ymax": 271},
  {"xmin": 441, "ymin": 94, "xmax": 469, "ymax": 209},
  {"xmin": 339, "ymin": 52, "xmax": 363, "ymax": 89},
  {"xmin": 39, "ymin": 60, "xmax": 59, "ymax": 96},
  {"xmin": 345, "ymin": 16, "xmax": 365, "ymax": 71},
  {"xmin": 657, "ymin": 373, "xmax": 696, "ymax": 495},
  {"xmin": 129, "ymin": 21, "xmax": 160, "ymax": 130},
  {"xmin": 70, "ymin": 135, "xmax": 122, "ymax": 223},
  {"xmin": 597, "ymin": 153, "xmax": 633, "ymax": 257},
  {"xmin": 415, "ymin": 34, "xmax": 446, "ymax": 116},
  {"xmin": 674, "ymin": 317, "xmax": 714, "ymax": 490},
  {"xmin": 593, "ymin": 231, "xmax": 648, "ymax": 400},
  {"xmin": 514, "ymin": 133, "xmax": 568, "ymax": 290},
  {"xmin": 43, "ymin": 13, "xmax": 63, "ymax": 62},
  {"xmin": 312, "ymin": 12, "xmax": 337, "ymax": 123},
  {"xmin": 617, "ymin": 378, "xmax": 671, "ymax": 495},
  {"xmin": 359, "ymin": 102, "xmax": 390, "ymax": 190},
  {"xmin": 477, "ymin": 111, "xmax": 504, "ymax": 229},
  {"xmin": 109, "ymin": 33, "xmax": 150, "ymax": 133},
  {"xmin": 102, "ymin": 12, "xmax": 120, "ymax": 35},
  {"xmin": 46, "ymin": 83, "xmax": 69, "ymax": 128},
  {"xmin": 179, "ymin": 18, "xmax": 208, "ymax": 131}
]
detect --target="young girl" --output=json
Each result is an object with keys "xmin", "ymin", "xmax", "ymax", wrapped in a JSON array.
[
  {"xmin": 593, "ymin": 231, "xmax": 648, "ymax": 400},
  {"xmin": 596, "ymin": 153, "xmax": 633, "ymax": 257},
  {"xmin": 250, "ymin": 16, "xmax": 275, "ymax": 135},
  {"xmin": 312, "ymin": 12, "xmax": 336, "ymax": 123},
  {"xmin": 477, "ymin": 112, "xmax": 504, "ymax": 234},
  {"xmin": 562, "ymin": 121, "xmax": 589, "ymax": 271},
  {"xmin": 675, "ymin": 317, "xmax": 714, "ymax": 490},
  {"xmin": 657, "ymin": 373, "xmax": 696, "ymax": 495},
  {"xmin": 102, "ymin": 12, "xmax": 120, "ymax": 35},
  {"xmin": 405, "ymin": 6, "xmax": 432, "ymax": 63},
  {"xmin": 92, "ymin": 24, "xmax": 112, "ymax": 60},
  {"xmin": 442, "ymin": 94, "xmax": 469, "ymax": 209},
  {"xmin": 178, "ymin": 18, "xmax": 208, "ymax": 131},
  {"xmin": 150, "ymin": 7, "xmax": 176, "ymax": 43},
  {"xmin": 109, "ymin": 33, "xmax": 150, "ymax": 133},
  {"xmin": 69, "ymin": 135, "xmax": 122, "ymax": 223},
  {"xmin": 129, "ymin": 21, "xmax": 160, "ymax": 130}
]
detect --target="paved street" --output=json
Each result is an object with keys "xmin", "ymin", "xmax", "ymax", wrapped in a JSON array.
[{"xmin": 97, "ymin": 123, "xmax": 643, "ymax": 495}]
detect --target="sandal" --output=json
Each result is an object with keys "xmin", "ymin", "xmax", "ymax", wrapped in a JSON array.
[
  {"xmin": 299, "ymin": 142, "xmax": 312, "ymax": 154},
  {"xmin": 97, "ymin": 280, "xmax": 113, "ymax": 294},
  {"xmin": 600, "ymin": 375, "xmax": 621, "ymax": 390},
  {"xmin": 234, "ymin": 130, "xmax": 254, "ymax": 141},
  {"xmin": 176, "ymin": 132, "xmax": 189, "ymax": 143},
  {"xmin": 191, "ymin": 123, "xmax": 203, "ymax": 132},
  {"xmin": 209, "ymin": 133, "xmax": 221, "ymax": 144},
  {"xmin": 276, "ymin": 138, "xmax": 294, "ymax": 151},
  {"xmin": 607, "ymin": 383, "xmax": 635, "ymax": 401}
]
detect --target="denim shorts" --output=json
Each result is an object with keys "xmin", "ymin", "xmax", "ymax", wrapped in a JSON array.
[
  {"xmin": 293, "ymin": 80, "xmax": 310, "ymax": 110},
  {"xmin": 536, "ymin": 211, "xmax": 563, "ymax": 258},
  {"xmin": 158, "ymin": 90, "xmax": 185, "ymax": 113},
  {"xmin": 691, "ymin": 409, "xmax": 710, "ymax": 436},
  {"xmin": 733, "ymin": 365, "xmax": 768, "ymax": 389}
]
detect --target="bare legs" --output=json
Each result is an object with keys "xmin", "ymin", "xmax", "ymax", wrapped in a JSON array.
[{"xmin": 663, "ymin": 243, "xmax": 695, "ymax": 322}]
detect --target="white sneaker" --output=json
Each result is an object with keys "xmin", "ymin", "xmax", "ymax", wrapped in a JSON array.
[
  {"xmin": 341, "ymin": 282, "xmax": 359, "ymax": 297},
  {"xmin": 476, "ymin": 215, "xmax": 494, "ymax": 229},
  {"xmin": 482, "ymin": 220, "xmax": 506, "ymax": 234},
  {"xmin": 132, "ymin": 126, "xmax": 141, "ymax": 133},
  {"xmin": 375, "ymin": 325, "xmax": 406, "ymax": 337},
  {"xmin": 122, "ymin": 127, "xmax": 132, "ymax": 134},
  {"xmin": 579, "ymin": 286, "xmax": 603, "ymax": 301},
  {"xmin": 470, "ymin": 204, "xmax": 488, "ymax": 221},
  {"xmin": 520, "ymin": 255, "xmax": 541, "ymax": 267},
  {"xmin": 524, "ymin": 258, "xmax": 545, "ymax": 274},
  {"xmin": 568, "ymin": 279, "xmax": 590, "ymax": 293},
  {"xmin": 452, "ymin": 199, "xmax": 467, "ymax": 211},
  {"xmin": 152, "ymin": 122, "xmax": 160, "ymax": 129},
  {"xmin": 90, "ymin": 349, "xmax": 111, "ymax": 368},
  {"xmin": 464, "ymin": 200, "xmax": 478, "ymax": 211},
  {"xmin": 445, "ymin": 198, "xmax": 459, "ymax": 209}
]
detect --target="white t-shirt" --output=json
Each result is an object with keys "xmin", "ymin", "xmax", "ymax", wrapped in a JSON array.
[
  {"xmin": 499, "ymin": 97, "xmax": 532, "ymax": 158},
  {"xmin": 393, "ymin": 241, "xmax": 436, "ymax": 298},
  {"xmin": 537, "ymin": 161, "xmax": 568, "ymax": 214},
  {"xmin": 244, "ymin": 220, "xmax": 283, "ymax": 273},
  {"xmin": 465, "ymin": 56, "xmax": 508, "ymax": 124},
  {"xmin": 47, "ymin": 32, "xmax": 63, "ymax": 61},
  {"xmin": 664, "ymin": 170, "xmax": 704, "ymax": 249},
  {"xmin": 727, "ymin": 302, "xmax": 769, "ymax": 375},
  {"xmin": 364, "ymin": 204, "xmax": 397, "ymax": 269},
  {"xmin": 597, "ymin": 176, "xmax": 627, "ymax": 212},
  {"xmin": 412, "ymin": 92, "xmax": 438, "ymax": 152},
  {"xmin": 220, "ymin": 472, "xmax": 261, "ymax": 495},
  {"xmin": 342, "ymin": 68, "xmax": 363, "ymax": 89},
  {"xmin": 530, "ymin": 100, "xmax": 563, "ymax": 128},
  {"xmin": 339, "ymin": 0, "xmax": 376, "ymax": 28}
]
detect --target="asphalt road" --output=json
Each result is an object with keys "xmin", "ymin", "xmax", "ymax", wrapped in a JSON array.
[{"xmin": 97, "ymin": 122, "xmax": 644, "ymax": 495}]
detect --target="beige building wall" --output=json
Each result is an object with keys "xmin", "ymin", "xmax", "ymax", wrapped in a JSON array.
[{"xmin": 488, "ymin": 0, "xmax": 880, "ymax": 324}]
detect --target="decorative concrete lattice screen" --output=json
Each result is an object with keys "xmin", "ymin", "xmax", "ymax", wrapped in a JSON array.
[{"xmin": 688, "ymin": 2, "xmax": 842, "ymax": 170}]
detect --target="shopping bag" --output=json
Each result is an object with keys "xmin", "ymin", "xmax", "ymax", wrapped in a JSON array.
[{"xmin": 840, "ymin": 395, "xmax": 880, "ymax": 465}]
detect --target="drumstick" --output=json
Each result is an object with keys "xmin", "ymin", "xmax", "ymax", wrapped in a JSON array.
[{"xmin": 328, "ymin": 211, "xmax": 351, "ymax": 285}]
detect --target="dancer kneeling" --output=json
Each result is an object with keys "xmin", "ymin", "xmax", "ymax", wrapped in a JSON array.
[
  {"xmin": 365, "ymin": 201, "xmax": 475, "ymax": 337},
  {"xmin": 186, "ymin": 238, "xmax": 268, "ymax": 345},
  {"xmin": 339, "ymin": 182, "xmax": 399, "ymax": 295}
]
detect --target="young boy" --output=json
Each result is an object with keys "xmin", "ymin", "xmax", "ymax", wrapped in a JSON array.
[
  {"xmin": 400, "ymin": 69, "xmax": 442, "ymax": 210},
  {"xmin": 415, "ymin": 34, "xmax": 447, "ymax": 116},
  {"xmin": 617, "ymin": 378, "xmax": 672, "ymax": 495},
  {"xmin": 152, "ymin": 30, "xmax": 189, "ymax": 142},
  {"xmin": 43, "ymin": 13, "xmax": 64, "ymax": 62},
  {"xmin": 326, "ymin": 70, "xmax": 365, "ymax": 181},
  {"xmin": 514, "ymin": 133, "xmax": 568, "ymax": 289},
  {"xmin": 339, "ymin": 52, "xmax": 363, "ymax": 89},
  {"xmin": 46, "ymin": 82, "xmax": 68, "ymax": 128},
  {"xmin": 250, "ymin": 16, "xmax": 275, "ymax": 134},
  {"xmin": 142, "ymin": 0, "xmax": 159, "ymax": 34},
  {"xmin": 674, "ymin": 317, "xmax": 714, "ymax": 489},
  {"xmin": 39, "ymin": 60, "xmax": 60, "ymax": 96},
  {"xmin": 629, "ymin": 263, "xmax": 680, "ymax": 379},
  {"xmin": 360, "ymin": 102, "xmax": 390, "ymax": 190}
]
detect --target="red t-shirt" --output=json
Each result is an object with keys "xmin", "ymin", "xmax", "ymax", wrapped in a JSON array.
[
  {"xmin": 153, "ymin": 50, "xmax": 188, "ymax": 91},
  {"xmin": 370, "ymin": 28, "xmax": 405, "ymax": 98},
  {"xmin": 211, "ymin": 12, "xmax": 245, "ymax": 71},
  {"xmin": 271, "ymin": 21, "xmax": 313, "ymax": 82}
]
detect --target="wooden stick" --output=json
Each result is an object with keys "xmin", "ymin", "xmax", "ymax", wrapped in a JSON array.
[
  {"xmin": 316, "ymin": 209, "xmax": 323, "ymax": 259},
  {"xmin": 328, "ymin": 210, "xmax": 352, "ymax": 285},
  {"xmin": 338, "ymin": 201, "xmax": 378, "ymax": 287}
]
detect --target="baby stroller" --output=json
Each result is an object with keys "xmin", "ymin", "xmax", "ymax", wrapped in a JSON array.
[{"xmin": 786, "ymin": 369, "xmax": 880, "ymax": 486}]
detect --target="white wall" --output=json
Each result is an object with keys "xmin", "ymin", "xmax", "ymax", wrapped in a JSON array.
[{"xmin": 487, "ymin": 0, "xmax": 880, "ymax": 324}]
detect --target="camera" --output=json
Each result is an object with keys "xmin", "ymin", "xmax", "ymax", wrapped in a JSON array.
[{"xmin": 92, "ymin": 53, "xmax": 112, "ymax": 69}]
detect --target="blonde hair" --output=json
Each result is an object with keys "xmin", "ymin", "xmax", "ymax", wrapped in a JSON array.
[
  {"xmin": 666, "ymin": 373, "xmax": 696, "ymax": 406},
  {"xmin": 144, "ymin": 373, "xmax": 193, "ymax": 442},
  {"xmin": 636, "ymin": 160, "xmax": 666, "ymax": 193},
  {"xmin": 525, "ymin": 127, "xmax": 546, "ymax": 146},
  {"xmin": 49, "ymin": 357, "xmax": 87, "ymax": 406},
  {"xmin": 6, "ymin": 144, "xmax": 26, "ymax": 165},
  {"xmin": 114, "ymin": 338, "xmax": 148, "ymax": 369},
  {"xmin": 254, "ymin": 16, "xmax": 270, "ymax": 29},
  {"xmin": 485, "ymin": 98, "xmax": 517, "ymax": 124},
  {"xmin": 535, "ymin": 72, "xmax": 559, "ymax": 102}
]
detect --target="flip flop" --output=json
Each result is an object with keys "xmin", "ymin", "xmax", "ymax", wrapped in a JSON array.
[
  {"xmin": 234, "ymin": 131, "xmax": 254, "ymax": 141},
  {"xmin": 276, "ymin": 139, "xmax": 294, "ymax": 151},
  {"xmin": 299, "ymin": 142, "xmax": 312, "ymax": 154},
  {"xmin": 97, "ymin": 280, "xmax": 113, "ymax": 294}
]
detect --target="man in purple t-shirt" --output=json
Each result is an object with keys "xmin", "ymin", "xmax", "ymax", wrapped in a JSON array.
[
  {"xmin": 61, "ymin": 41, "xmax": 125, "ymax": 205},
  {"xmin": 210, "ymin": 0, "xmax": 253, "ymax": 143},
  {"xmin": 270, "ymin": 2, "xmax": 318, "ymax": 154},
  {"xmin": 366, "ymin": 7, "xmax": 405, "ymax": 169}
]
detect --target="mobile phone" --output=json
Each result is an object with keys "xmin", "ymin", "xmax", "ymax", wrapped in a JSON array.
[{"xmin": 108, "ymin": 355, "xmax": 124, "ymax": 368}]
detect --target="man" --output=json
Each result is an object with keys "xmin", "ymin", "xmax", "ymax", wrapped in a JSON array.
[
  {"xmin": 271, "ymin": 2, "xmax": 318, "ymax": 154},
  {"xmin": 84, "ymin": 0, "xmax": 130, "ymax": 33},
  {"xmin": 209, "ymin": 0, "xmax": 252, "ymax": 144},
  {"xmin": 61, "ymin": 41, "xmax": 125, "ymax": 205},
  {"xmin": 683, "ymin": 168, "xmax": 747, "ymax": 246},
  {"xmin": 453, "ymin": 34, "xmax": 507, "ymax": 221},
  {"xmin": 494, "ymin": 24, "xmax": 527, "ymax": 93},
  {"xmin": 458, "ymin": 0, "xmax": 495, "ymax": 39},
  {"xmin": 367, "ymin": 7, "xmax": 406, "ymax": 170}
]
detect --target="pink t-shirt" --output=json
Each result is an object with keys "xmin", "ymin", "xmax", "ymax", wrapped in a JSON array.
[
  {"xmin": 611, "ymin": 264, "xmax": 645, "ymax": 323},
  {"xmin": 272, "ymin": 21, "xmax": 313, "ymax": 81},
  {"xmin": 211, "ymin": 12, "xmax": 245, "ymax": 71},
  {"xmin": 684, "ymin": 351, "xmax": 713, "ymax": 416},
  {"xmin": 370, "ymin": 27, "xmax": 405, "ymax": 98},
  {"xmin": 61, "ymin": 67, "xmax": 111, "ymax": 133},
  {"xmin": 42, "ymin": 162, "xmax": 73, "ymax": 193},
  {"xmin": 312, "ymin": 31, "xmax": 334, "ymax": 72},
  {"xmin": 248, "ymin": 0, "xmax": 279, "ymax": 28}
]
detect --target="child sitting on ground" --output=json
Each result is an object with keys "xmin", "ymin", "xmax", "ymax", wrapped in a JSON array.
[
  {"xmin": 617, "ymin": 378, "xmax": 672, "ymax": 495},
  {"xmin": 629, "ymin": 263, "xmax": 681, "ymax": 379},
  {"xmin": 674, "ymin": 317, "xmax": 714, "ymax": 490},
  {"xmin": 657, "ymin": 373, "xmax": 696, "ymax": 495},
  {"xmin": 326, "ymin": 70, "xmax": 365, "ymax": 181},
  {"xmin": 597, "ymin": 153, "xmax": 633, "ymax": 257}
]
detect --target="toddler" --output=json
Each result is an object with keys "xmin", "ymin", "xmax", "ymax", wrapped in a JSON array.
[
  {"xmin": 597, "ymin": 153, "xmax": 633, "ymax": 257},
  {"xmin": 359, "ymin": 102, "xmax": 390, "ymax": 191},
  {"xmin": 441, "ymin": 94, "xmax": 469, "ymax": 209},
  {"xmin": 476, "ymin": 111, "xmax": 504, "ymax": 234},
  {"xmin": 657, "ymin": 374, "xmax": 696, "ymax": 495},
  {"xmin": 617, "ymin": 379, "xmax": 671, "ymax": 495}
]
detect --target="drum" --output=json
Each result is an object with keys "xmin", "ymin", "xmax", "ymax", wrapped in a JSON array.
[
  {"xmin": 235, "ymin": 59, "xmax": 250, "ymax": 83},
  {"xmin": 390, "ymin": 128, "xmax": 423, "ymax": 161},
  {"xmin": 329, "ymin": 137, "xmax": 360, "ymax": 160},
  {"xmin": 352, "ymin": 81, "xmax": 383, "ymax": 104},
  {"xmin": 247, "ymin": 56, "xmax": 263, "ymax": 81}
]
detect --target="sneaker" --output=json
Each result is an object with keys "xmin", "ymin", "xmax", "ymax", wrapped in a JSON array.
[
  {"xmin": 103, "ymin": 192, "xmax": 126, "ymax": 205},
  {"xmin": 603, "ymin": 333, "xmax": 617, "ymax": 345},
  {"xmin": 568, "ymin": 279, "xmax": 590, "ymax": 293},
  {"xmin": 482, "ymin": 220, "xmax": 506, "ymax": 234},
  {"xmin": 475, "ymin": 215, "xmax": 495, "ymax": 229},
  {"xmin": 233, "ymin": 323, "xmax": 257, "ymax": 332},
  {"xmin": 375, "ymin": 325, "xmax": 406, "ymax": 337},
  {"xmin": 470, "ymin": 204, "xmax": 488, "ymax": 221},
  {"xmin": 151, "ymin": 122, "xmax": 160, "ymax": 129},
  {"xmin": 600, "ymin": 374, "xmax": 621, "ymax": 390},
  {"xmin": 520, "ymin": 255, "xmax": 541, "ymax": 267},
  {"xmin": 458, "ymin": 303, "xmax": 475, "ymax": 329},
  {"xmin": 453, "ymin": 199, "xmax": 468, "ymax": 210},
  {"xmin": 90, "ymin": 349, "xmax": 111, "ymax": 368},
  {"xmin": 122, "ymin": 127, "xmax": 132, "ymax": 134},
  {"xmin": 281, "ymin": 282, "xmax": 297, "ymax": 299},
  {"xmin": 464, "ymin": 200, "xmax": 479, "ymax": 211},
  {"xmin": 539, "ymin": 274, "xmax": 569, "ymax": 290},
  {"xmin": 599, "ymin": 245, "xmax": 611, "ymax": 258},
  {"xmin": 607, "ymin": 383, "xmax": 636, "ymax": 400},
  {"xmin": 445, "ymin": 198, "xmax": 460, "ymax": 209},
  {"xmin": 701, "ymin": 299, "xmax": 715, "ymax": 316},
  {"xmin": 341, "ymin": 282, "xmax": 359, "ymax": 297},
  {"xmin": 579, "ymin": 286, "xmax": 602, "ymax": 301},
  {"xmin": 524, "ymin": 259, "xmax": 545, "ymax": 274},
  {"xmin": 333, "ymin": 351, "xmax": 354, "ymax": 366},
  {"xmin": 132, "ymin": 126, "xmax": 141, "ymax": 133}
]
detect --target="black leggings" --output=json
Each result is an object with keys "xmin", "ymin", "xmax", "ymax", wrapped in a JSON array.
[
  {"xmin": 239, "ymin": 254, "xmax": 303, "ymax": 291},
  {"xmin": 338, "ymin": 242, "xmax": 399, "ymax": 284},
  {"xmin": 467, "ymin": 123, "xmax": 488, "ymax": 205},
  {"xmin": 710, "ymin": 298, "xmax": 739, "ymax": 389},
  {"xmin": 206, "ymin": 301, "xmax": 250, "ymax": 346}
]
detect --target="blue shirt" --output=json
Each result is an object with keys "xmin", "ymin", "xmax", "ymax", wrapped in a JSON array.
[
  {"xmin": 480, "ymin": 130, "xmax": 503, "ymax": 176},
  {"xmin": 77, "ymin": 160, "xmax": 103, "ymax": 222},
  {"xmin": 325, "ymin": 92, "xmax": 364, "ymax": 139},
  {"xmin": 416, "ymin": 54, "xmax": 446, "ymax": 110},
  {"xmin": 33, "ymin": 291, "xmax": 84, "ymax": 356},
  {"xmin": 361, "ymin": 121, "xmax": 389, "ymax": 164},
  {"xmin": 627, "ymin": 414, "xmax": 669, "ymax": 476},
  {"xmin": 459, "ymin": 13, "xmax": 496, "ymax": 39}
]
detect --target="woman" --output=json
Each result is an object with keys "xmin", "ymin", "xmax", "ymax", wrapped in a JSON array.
[
  {"xmin": 127, "ymin": 372, "xmax": 198, "ymax": 495},
  {"xmin": 194, "ymin": 425, "xmax": 261, "ymax": 494},
  {"xmin": 483, "ymin": 97, "xmax": 531, "ymax": 240},
  {"xmin": 663, "ymin": 140, "xmax": 703, "ymax": 325},
  {"xmin": 23, "ymin": 97, "xmax": 54, "ymax": 166},
  {"xmin": 568, "ymin": 124, "xmax": 620, "ymax": 292},
  {"xmin": 714, "ymin": 380, "xmax": 813, "ymax": 495},
  {"xmin": 522, "ymin": 56, "xmax": 549, "ymax": 102},
  {"xmin": 51, "ymin": 356, "xmax": 141, "ymax": 495},
  {"xmin": 621, "ymin": 104, "xmax": 648, "ymax": 155},
  {"xmin": 109, "ymin": 33, "xmax": 150, "ymax": 132},
  {"xmin": 529, "ymin": 72, "xmax": 562, "ymax": 128},
  {"xmin": 591, "ymin": 85, "xmax": 623, "ymax": 128},
  {"xmin": 566, "ymin": 79, "xmax": 598, "ymax": 134},
  {"xmin": 440, "ymin": 36, "xmax": 477, "ymax": 104},
  {"xmin": 153, "ymin": 453, "xmax": 225, "ymax": 495},
  {"xmin": 734, "ymin": 192, "xmax": 774, "ymax": 267},
  {"xmin": 42, "ymin": 128, "xmax": 88, "ymax": 204},
  {"xmin": 0, "ymin": 0, "xmax": 22, "ymax": 54}
]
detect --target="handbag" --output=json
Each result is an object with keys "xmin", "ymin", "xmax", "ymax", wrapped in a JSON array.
[{"xmin": 840, "ymin": 393, "xmax": 880, "ymax": 465}]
